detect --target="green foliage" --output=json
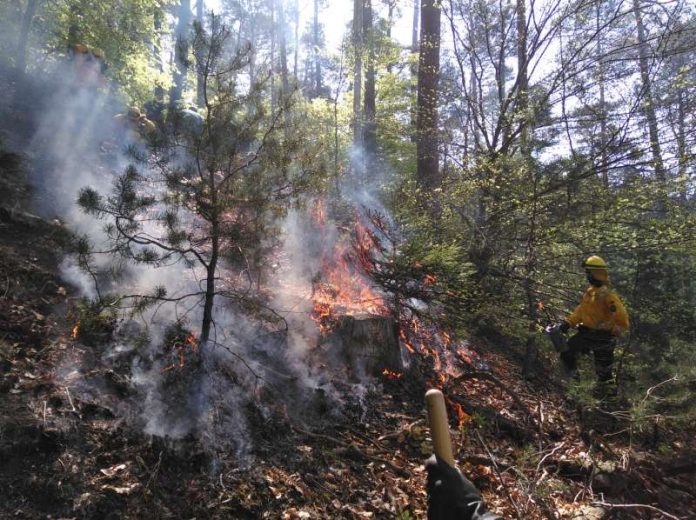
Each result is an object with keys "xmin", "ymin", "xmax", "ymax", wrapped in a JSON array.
[{"xmin": 1, "ymin": 0, "xmax": 171, "ymax": 103}]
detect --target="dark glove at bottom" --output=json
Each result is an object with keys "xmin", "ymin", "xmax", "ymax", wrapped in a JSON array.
[{"xmin": 425, "ymin": 455, "xmax": 501, "ymax": 520}]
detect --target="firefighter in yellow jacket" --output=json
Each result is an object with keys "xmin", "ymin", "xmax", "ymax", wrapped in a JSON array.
[{"xmin": 555, "ymin": 256, "xmax": 629, "ymax": 387}]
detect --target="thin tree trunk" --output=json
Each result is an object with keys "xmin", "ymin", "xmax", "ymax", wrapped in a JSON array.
[
  {"xmin": 312, "ymin": 0, "xmax": 322, "ymax": 98},
  {"xmin": 294, "ymin": 0, "xmax": 299, "ymax": 79},
  {"xmin": 278, "ymin": 0, "xmax": 289, "ymax": 94},
  {"xmin": 15, "ymin": 0, "xmax": 37, "ymax": 75},
  {"xmin": 632, "ymin": 0, "xmax": 666, "ymax": 189},
  {"xmin": 411, "ymin": 0, "xmax": 420, "ymax": 54},
  {"xmin": 363, "ymin": 0, "xmax": 377, "ymax": 161},
  {"xmin": 270, "ymin": 0, "xmax": 277, "ymax": 110},
  {"xmin": 674, "ymin": 51, "xmax": 687, "ymax": 201},
  {"xmin": 516, "ymin": 0, "xmax": 529, "ymax": 155},
  {"xmin": 522, "ymin": 168, "xmax": 540, "ymax": 377},
  {"xmin": 249, "ymin": 21, "xmax": 256, "ymax": 85},
  {"xmin": 597, "ymin": 1, "xmax": 609, "ymax": 187},
  {"xmin": 201, "ymin": 221, "xmax": 219, "ymax": 344},
  {"xmin": 353, "ymin": 0, "xmax": 364, "ymax": 148},
  {"xmin": 410, "ymin": 0, "xmax": 420, "ymax": 142},
  {"xmin": 196, "ymin": 0, "xmax": 205, "ymax": 107},
  {"xmin": 416, "ymin": 0, "xmax": 442, "ymax": 189},
  {"xmin": 170, "ymin": 0, "xmax": 191, "ymax": 108},
  {"xmin": 386, "ymin": 1, "xmax": 394, "ymax": 73}
]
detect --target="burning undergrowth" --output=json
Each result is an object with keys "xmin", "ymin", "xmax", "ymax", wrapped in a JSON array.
[
  {"xmin": 15, "ymin": 57, "xmax": 485, "ymax": 465},
  {"xmin": 282, "ymin": 196, "xmax": 486, "ymax": 425}
]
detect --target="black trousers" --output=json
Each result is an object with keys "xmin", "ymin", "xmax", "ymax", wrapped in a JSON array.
[{"xmin": 560, "ymin": 328, "xmax": 615, "ymax": 382}]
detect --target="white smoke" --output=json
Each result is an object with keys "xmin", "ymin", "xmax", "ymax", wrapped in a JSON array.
[{"xmin": 14, "ymin": 52, "xmax": 394, "ymax": 463}]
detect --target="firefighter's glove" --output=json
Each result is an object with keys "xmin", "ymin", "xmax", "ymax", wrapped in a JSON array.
[
  {"xmin": 425, "ymin": 455, "xmax": 501, "ymax": 520},
  {"xmin": 557, "ymin": 321, "xmax": 570, "ymax": 333},
  {"xmin": 544, "ymin": 321, "xmax": 569, "ymax": 336}
]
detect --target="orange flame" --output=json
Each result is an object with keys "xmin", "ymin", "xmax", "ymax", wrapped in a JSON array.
[
  {"xmin": 306, "ymin": 199, "xmax": 479, "ymax": 401},
  {"xmin": 447, "ymin": 397, "xmax": 470, "ymax": 428},
  {"xmin": 310, "ymin": 204, "xmax": 388, "ymax": 333},
  {"xmin": 71, "ymin": 322, "xmax": 80, "ymax": 339},
  {"xmin": 163, "ymin": 333, "xmax": 199, "ymax": 372},
  {"xmin": 382, "ymin": 368, "xmax": 403, "ymax": 380}
]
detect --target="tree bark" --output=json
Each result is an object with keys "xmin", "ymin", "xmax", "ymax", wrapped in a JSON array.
[
  {"xmin": 278, "ymin": 0, "xmax": 290, "ymax": 94},
  {"xmin": 15, "ymin": 0, "xmax": 37, "ymax": 76},
  {"xmin": 410, "ymin": 0, "xmax": 420, "ymax": 142},
  {"xmin": 170, "ymin": 0, "xmax": 192, "ymax": 108},
  {"xmin": 596, "ymin": 1, "xmax": 609, "ymax": 187},
  {"xmin": 353, "ymin": 0, "xmax": 364, "ymax": 147},
  {"xmin": 201, "ymin": 163, "xmax": 219, "ymax": 344},
  {"xmin": 201, "ymin": 219, "xmax": 219, "ymax": 345},
  {"xmin": 294, "ymin": 0, "xmax": 299, "ymax": 79},
  {"xmin": 516, "ymin": 0, "xmax": 529, "ymax": 156},
  {"xmin": 311, "ymin": 0, "xmax": 323, "ymax": 98},
  {"xmin": 386, "ymin": 0, "xmax": 395, "ymax": 73},
  {"xmin": 270, "ymin": 0, "xmax": 277, "ymax": 110},
  {"xmin": 196, "ymin": 0, "xmax": 205, "ymax": 107},
  {"xmin": 632, "ymin": 0, "xmax": 666, "ymax": 190},
  {"xmin": 416, "ymin": 0, "xmax": 442, "ymax": 189},
  {"xmin": 363, "ymin": 0, "xmax": 377, "ymax": 161}
]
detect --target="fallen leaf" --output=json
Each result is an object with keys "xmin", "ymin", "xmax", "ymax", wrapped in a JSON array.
[
  {"xmin": 101, "ymin": 483, "xmax": 140, "ymax": 495},
  {"xmin": 100, "ymin": 463, "xmax": 128, "ymax": 478}
]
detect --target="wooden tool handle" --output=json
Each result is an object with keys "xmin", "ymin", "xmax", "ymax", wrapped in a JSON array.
[{"xmin": 425, "ymin": 389, "xmax": 455, "ymax": 466}]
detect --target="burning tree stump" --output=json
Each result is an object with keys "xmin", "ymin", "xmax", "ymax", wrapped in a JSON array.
[{"xmin": 323, "ymin": 315, "xmax": 402, "ymax": 380}]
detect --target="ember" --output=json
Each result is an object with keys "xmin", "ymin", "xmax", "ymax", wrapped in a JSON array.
[
  {"xmin": 71, "ymin": 321, "xmax": 80, "ymax": 339},
  {"xmin": 381, "ymin": 368, "xmax": 403, "ymax": 380}
]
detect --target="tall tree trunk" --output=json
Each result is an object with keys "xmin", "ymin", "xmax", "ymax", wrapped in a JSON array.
[
  {"xmin": 516, "ymin": 0, "xmax": 538, "ymax": 377},
  {"xmin": 676, "ymin": 81, "xmax": 687, "ymax": 201},
  {"xmin": 416, "ymin": 0, "xmax": 442, "ymax": 189},
  {"xmin": 386, "ymin": 0, "xmax": 394, "ymax": 73},
  {"xmin": 196, "ymin": 0, "xmax": 205, "ymax": 107},
  {"xmin": 516, "ymin": 0, "xmax": 529, "ymax": 155},
  {"xmin": 632, "ymin": 0, "xmax": 666, "ymax": 189},
  {"xmin": 311, "ymin": 0, "xmax": 323, "ymax": 98},
  {"xmin": 270, "ymin": 0, "xmax": 277, "ymax": 110},
  {"xmin": 411, "ymin": 0, "xmax": 420, "ymax": 55},
  {"xmin": 363, "ymin": 0, "xmax": 377, "ymax": 161},
  {"xmin": 249, "ymin": 21, "xmax": 256, "ymax": 86},
  {"xmin": 410, "ymin": 0, "xmax": 420, "ymax": 142},
  {"xmin": 353, "ymin": 0, "xmax": 364, "ymax": 148},
  {"xmin": 170, "ymin": 0, "xmax": 191, "ymax": 108},
  {"xmin": 596, "ymin": 1, "xmax": 609, "ymax": 187},
  {"xmin": 201, "ymin": 219, "xmax": 219, "ymax": 345},
  {"xmin": 15, "ymin": 0, "xmax": 37, "ymax": 76},
  {"xmin": 294, "ymin": 0, "xmax": 300, "ymax": 79},
  {"xmin": 278, "ymin": 0, "xmax": 289, "ymax": 95}
]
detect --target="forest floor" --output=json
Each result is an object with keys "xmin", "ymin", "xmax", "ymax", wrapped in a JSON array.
[{"xmin": 1, "ymin": 133, "xmax": 695, "ymax": 520}]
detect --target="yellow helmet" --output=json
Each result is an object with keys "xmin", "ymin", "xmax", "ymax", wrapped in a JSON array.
[{"xmin": 583, "ymin": 255, "xmax": 608, "ymax": 270}]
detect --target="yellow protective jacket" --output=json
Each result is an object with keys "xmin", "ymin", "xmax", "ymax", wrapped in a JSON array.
[{"xmin": 566, "ymin": 285, "xmax": 629, "ymax": 336}]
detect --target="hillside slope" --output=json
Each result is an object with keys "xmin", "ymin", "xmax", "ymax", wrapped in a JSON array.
[{"xmin": 1, "ymin": 147, "xmax": 694, "ymax": 520}]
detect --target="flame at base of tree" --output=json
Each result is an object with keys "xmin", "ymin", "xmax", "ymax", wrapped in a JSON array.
[
  {"xmin": 161, "ymin": 326, "xmax": 200, "ymax": 373},
  {"xmin": 310, "ymin": 200, "xmax": 389, "ymax": 334},
  {"xmin": 305, "ymin": 199, "xmax": 481, "ymax": 426}
]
